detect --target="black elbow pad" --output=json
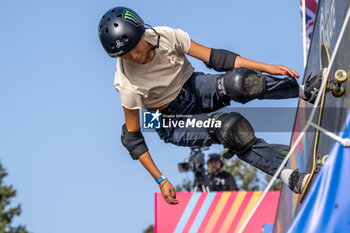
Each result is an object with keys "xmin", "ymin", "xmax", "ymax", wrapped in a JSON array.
[
  {"xmin": 204, "ymin": 48, "xmax": 239, "ymax": 72},
  {"xmin": 121, "ymin": 124, "xmax": 148, "ymax": 160}
]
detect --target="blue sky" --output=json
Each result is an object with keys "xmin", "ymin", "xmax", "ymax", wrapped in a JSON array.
[{"xmin": 0, "ymin": 0, "xmax": 303, "ymax": 232}]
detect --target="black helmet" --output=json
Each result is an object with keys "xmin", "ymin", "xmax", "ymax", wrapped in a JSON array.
[
  {"xmin": 207, "ymin": 153, "xmax": 224, "ymax": 167},
  {"xmin": 98, "ymin": 7, "xmax": 145, "ymax": 57}
]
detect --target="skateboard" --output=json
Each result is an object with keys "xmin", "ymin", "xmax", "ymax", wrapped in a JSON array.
[{"xmin": 299, "ymin": 43, "xmax": 348, "ymax": 203}]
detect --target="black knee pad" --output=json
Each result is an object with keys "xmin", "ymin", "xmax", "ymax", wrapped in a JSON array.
[
  {"xmin": 208, "ymin": 112, "xmax": 257, "ymax": 158},
  {"xmin": 216, "ymin": 67, "xmax": 266, "ymax": 104}
]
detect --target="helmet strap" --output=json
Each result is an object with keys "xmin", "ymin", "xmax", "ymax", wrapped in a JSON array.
[{"xmin": 144, "ymin": 24, "xmax": 160, "ymax": 53}]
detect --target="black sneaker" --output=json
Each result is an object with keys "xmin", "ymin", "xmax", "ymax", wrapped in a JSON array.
[
  {"xmin": 288, "ymin": 169, "xmax": 310, "ymax": 194},
  {"xmin": 304, "ymin": 70, "xmax": 324, "ymax": 104}
]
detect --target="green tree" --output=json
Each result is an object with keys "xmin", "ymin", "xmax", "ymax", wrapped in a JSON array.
[
  {"xmin": 263, "ymin": 174, "xmax": 282, "ymax": 191},
  {"xmin": 0, "ymin": 162, "xmax": 28, "ymax": 233},
  {"xmin": 223, "ymin": 157, "xmax": 260, "ymax": 191},
  {"xmin": 143, "ymin": 224, "xmax": 154, "ymax": 233},
  {"xmin": 175, "ymin": 179, "xmax": 192, "ymax": 192},
  {"xmin": 223, "ymin": 156, "xmax": 281, "ymax": 191}
]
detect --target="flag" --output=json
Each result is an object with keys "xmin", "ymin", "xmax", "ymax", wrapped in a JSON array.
[{"xmin": 300, "ymin": 0, "xmax": 318, "ymax": 50}]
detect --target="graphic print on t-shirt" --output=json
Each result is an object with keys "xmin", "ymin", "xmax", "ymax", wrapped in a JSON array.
[{"xmin": 168, "ymin": 52, "xmax": 180, "ymax": 68}]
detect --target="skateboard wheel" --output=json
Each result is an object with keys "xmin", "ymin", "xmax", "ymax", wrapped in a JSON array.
[
  {"xmin": 334, "ymin": 69, "xmax": 347, "ymax": 83},
  {"xmin": 321, "ymin": 155, "xmax": 328, "ymax": 165},
  {"xmin": 332, "ymin": 85, "xmax": 345, "ymax": 97}
]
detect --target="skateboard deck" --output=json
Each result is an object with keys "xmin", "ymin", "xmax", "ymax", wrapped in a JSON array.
[
  {"xmin": 299, "ymin": 42, "xmax": 330, "ymax": 203},
  {"xmin": 299, "ymin": 42, "xmax": 348, "ymax": 202}
]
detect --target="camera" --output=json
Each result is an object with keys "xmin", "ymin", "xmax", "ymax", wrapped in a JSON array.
[
  {"xmin": 178, "ymin": 146, "xmax": 210, "ymax": 192},
  {"xmin": 178, "ymin": 147, "xmax": 205, "ymax": 173}
]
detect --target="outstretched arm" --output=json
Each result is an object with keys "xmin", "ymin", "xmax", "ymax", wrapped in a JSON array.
[
  {"xmin": 235, "ymin": 56, "xmax": 299, "ymax": 78},
  {"xmin": 187, "ymin": 40, "xmax": 299, "ymax": 78},
  {"xmin": 123, "ymin": 107, "xmax": 178, "ymax": 205}
]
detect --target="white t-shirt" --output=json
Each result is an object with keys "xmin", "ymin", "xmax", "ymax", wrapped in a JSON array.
[{"xmin": 114, "ymin": 26, "xmax": 194, "ymax": 109}]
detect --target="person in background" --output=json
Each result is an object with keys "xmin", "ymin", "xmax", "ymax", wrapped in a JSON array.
[{"xmin": 207, "ymin": 153, "xmax": 238, "ymax": 191}]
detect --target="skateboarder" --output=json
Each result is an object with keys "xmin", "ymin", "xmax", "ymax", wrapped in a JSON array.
[{"xmin": 98, "ymin": 7, "xmax": 321, "ymax": 204}]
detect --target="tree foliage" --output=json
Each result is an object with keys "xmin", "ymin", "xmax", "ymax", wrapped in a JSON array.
[
  {"xmin": 175, "ymin": 179, "xmax": 192, "ymax": 192},
  {"xmin": 223, "ymin": 157, "xmax": 260, "ymax": 191},
  {"xmin": 0, "ymin": 162, "xmax": 28, "ymax": 233},
  {"xmin": 223, "ymin": 156, "xmax": 281, "ymax": 191},
  {"xmin": 143, "ymin": 224, "xmax": 154, "ymax": 233}
]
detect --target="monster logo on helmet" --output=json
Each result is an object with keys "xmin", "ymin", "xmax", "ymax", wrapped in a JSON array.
[
  {"xmin": 98, "ymin": 7, "xmax": 145, "ymax": 57},
  {"xmin": 123, "ymin": 10, "xmax": 143, "ymax": 26}
]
